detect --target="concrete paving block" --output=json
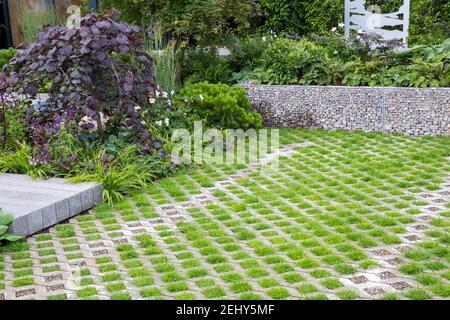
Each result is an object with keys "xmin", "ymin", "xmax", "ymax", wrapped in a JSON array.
[
  {"xmin": 0, "ymin": 174, "xmax": 34, "ymax": 183},
  {"xmin": 80, "ymin": 190, "xmax": 94, "ymax": 212},
  {"xmin": 42, "ymin": 204, "xmax": 57, "ymax": 229},
  {"xmin": 0, "ymin": 203, "xmax": 34, "ymax": 218},
  {"xmin": 27, "ymin": 209, "xmax": 44, "ymax": 235},
  {"xmin": 68, "ymin": 194, "xmax": 82, "ymax": 218},
  {"xmin": 46, "ymin": 178, "xmax": 98, "ymax": 191},
  {"xmin": 0, "ymin": 173, "xmax": 103, "ymax": 236},
  {"xmin": 55, "ymin": 199, "xmax": 70, "ymax": 222},
  {"xmin": 44, "ymin": 177, "xmax": 69, "ymax": 185},
  {"xmin": 0, "ymin": 192, "xmax": 53, "ymax": 208},
  {"xmin": 92, "ymin": 185, "xmax": 103, "ymax": 205},
  {"xmin": 0, "ymin": 175, "xmax": 96, "ymax": 193},
  {"xmin": 10, "ymin": 215, "xmax": 29, "ymax": 236},
  {"xmin": 0, "ymin": 183, "xmax": 73, "ymax": 198}
]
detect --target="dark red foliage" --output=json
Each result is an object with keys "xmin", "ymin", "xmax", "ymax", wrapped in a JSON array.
[{"xmin": 1, "ymin": 11, "xmax": 157, "ymax": 162}]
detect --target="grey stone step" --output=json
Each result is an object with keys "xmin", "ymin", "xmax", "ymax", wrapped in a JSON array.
[
  {"xmin": 0, "ymin": 174, "xmax": 103, "ymax": 236},
  {"xmin": 0, "ymin": 174, "xmax": 97, "ymax": 191}
]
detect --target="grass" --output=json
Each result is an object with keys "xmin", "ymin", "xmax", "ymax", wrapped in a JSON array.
[
  {"xmin": 48, "ymin": 294, "xmax": 67, "ymax": 300},
  {"xmin": 0, "ymin": 129, "xmax": 449, "ymax": 300},
  {"xmin": 267, "ymin": 287, "xmax": 291, "ymax": 299},
  {"xmin": 337, "ymin": 290, "xmax": 359, "ymax": 300},
  {"xmin": 133, "ymin": 277, "xmax": 154, "ymax": 287},
  {"xmin": 203, "ymin": 286, "xmax": 226, "ymax": 298},
  {"xmin": 77, "ymin": 287, "xmax": 97, "ymax": 298},
  {"xmin": 18, "ymin": 2, "xmax": 56, "ymax": 43},
  {"xmin": 140, "ymin": 287, "xmax": 162, "ymax": 298},
  {"xmin": 12, "ymin": 277, "xmax": 34, "ymax": 287}
]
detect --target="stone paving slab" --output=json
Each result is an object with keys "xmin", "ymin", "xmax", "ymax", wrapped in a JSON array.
[{"xmin": 0, "ymin": 174, "xmax": 103, "ymax": 236}]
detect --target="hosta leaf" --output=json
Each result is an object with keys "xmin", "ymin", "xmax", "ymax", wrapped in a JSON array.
[
  {"xmin": 0, "ymin": 225, "xmax": 9, "ymax": 235},
  {"xmin": 0, "ymin": 233, "xmax": 23, "ymax": 242},
  {"xmin": 0, "ymin": 213, "xmax": 14, "ymax": 226}
]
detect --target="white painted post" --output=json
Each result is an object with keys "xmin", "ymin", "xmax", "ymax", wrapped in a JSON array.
[
  {"xmin": 344, "ymin": 0, "xmax": 351, "ymax": 38},
  {"xmin": 344, "ymin": 0, "xmax": 410, "ymax": 48},
  {"xmin": 402, "ymin": 0, "xmax": 410, "ymax": 46}
]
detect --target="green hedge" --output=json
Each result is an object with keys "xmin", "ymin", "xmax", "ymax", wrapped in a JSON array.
[
  {"xmin": 100, "ymin": 1, "xmax": 449, "ymax": 45},
  {"xmin": 258, "ymin": 0, "xmax": 450, "ymax": 45},
  {"xmin": 100, "ymin": 0, "xmax": 255, "ymax": 43}
]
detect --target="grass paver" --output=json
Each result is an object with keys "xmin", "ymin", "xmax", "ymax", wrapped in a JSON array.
[{"xmin": 0, "ymin": 129, "xmax": 448, "ymax": 300}]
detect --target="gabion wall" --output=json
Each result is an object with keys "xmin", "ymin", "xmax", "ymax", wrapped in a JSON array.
[{"xmin": 242, "ymin": 85, "xmax": 450, "ymax": 136}]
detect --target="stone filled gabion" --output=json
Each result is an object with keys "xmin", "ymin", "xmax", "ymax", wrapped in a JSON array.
[{"xmin": 242, "ymin": 85, "xmax": 450, "ymax": 137}]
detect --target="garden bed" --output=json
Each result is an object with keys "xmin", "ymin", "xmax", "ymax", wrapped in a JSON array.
[{"xmin": 243, "ymin": 85, "xmax": 450, "ymax": 136}]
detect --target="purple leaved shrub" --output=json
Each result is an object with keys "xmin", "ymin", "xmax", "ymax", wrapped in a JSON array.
[{"xmin": 1, "ymin": 11, "xmax": 158, "ymax": 164}]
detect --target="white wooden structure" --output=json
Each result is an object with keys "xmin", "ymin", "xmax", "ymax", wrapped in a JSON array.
[{"xmin": 344, "ymin": 0, "xmax": 410, "ymax": 46}]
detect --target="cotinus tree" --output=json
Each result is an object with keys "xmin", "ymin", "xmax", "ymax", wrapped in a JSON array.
[{"xmin": 1, "ymin": 11, "xmax": 157, "ymax": 163}]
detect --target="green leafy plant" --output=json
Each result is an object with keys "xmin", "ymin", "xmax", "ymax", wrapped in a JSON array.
[
  {"xmin": 0, "ymin": 48, "xmax": 16, "ymax": 69},
  {"xmin": 0, "ymin": 101, "xmax": 27, "ymax": 149},
  {"xmin": 0, "ymin": 212, "xmax": 23, "ymax": 245},
  {"xmin": 258, "ymin": 38, "xmax": 331, "ymax": 84},
  {"xmin": 68, "ymin": 146, "xmax": 162, "ymax": 204},
  {"xmin": 230, "ymin": 66, "xmax": 266, "ymax": 84},
  {"xmin": 343, "ymin": 59, "xmax": 389, "ymax": 87},
  {"xmin": 174, "ymin": 82, "xmax": 262, "ymax": 130},
  {"xmin": 0, "ymin": 141, "xmax": 49, "ymax": 179},
  {"xmin": 145, "ymin": 21, "xmax": 181, "ymax": 93},
  {"xmin": 303, "ymin": 56, "xmax": 344, "ymax": 85},
  {"xmin": 405, "ymin": 54, "xmax": 449, "ymax": 88},
  {"xmin": 182, "ymin": 47, "xmax": 233, "ymax": 84},
  {"xmin": 100, "ymin": 0, "xmax": 256, "ymax": 44},
  {"xmin": 229, "ymin": 36, "xmax": 270, "ymax": 72},
  {"xmin": 310, "ymin": 34, "xmax": 358, "ymax": 61},
  {"xmin": 241, "ymin": 37, "xmax": 450, "ymax": 88},
  {"xmin": 152, "ymin": 48, "xmax": 180, "ymax": 93},
  {"xmin": 181, "ymin": 36, "xmax": 269, "ymax": 85}
]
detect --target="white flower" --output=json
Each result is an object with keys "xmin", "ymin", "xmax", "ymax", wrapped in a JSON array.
[
  {"xmin": 331, "ymin": 27, "xmax": 337, "ymax": 32},
  {"xmin": 149, "ymin": 98, "xmax": 156, "ymax": 104},
  {"xmin": 338, "ymin": 23, "xmax": 345, "ymax": 28},
  {"xmin": 155, "ymin": 120, "xmax": 162, "ymax": 126},
  {"xmin": 164, "ymin": 118, "xmax": 170, "ymax": 126},
  {"xmin": 357, "ymin": 29, "xmax": 364, "ymax": 34},
  {"xmin": 162, "ymin": 91, "xmax": 168, "ymax": 98},
  {"xmin": 262, "ymin": 36, "xmax": 267, "ymax": 42},
  {"xmin": 170, "ymin": 90, "xmax": 175, "ymax": 96},
  {"xmin": 156, "ymin": 91, "xmax": 160, "ymax": 97},
  {"xmin": 199, "ymin": 94, "xmax": 204, "ymax": 101},
  {"xmin": 135, "ymin": 105, "xmax": 141, "ymax": 111}
]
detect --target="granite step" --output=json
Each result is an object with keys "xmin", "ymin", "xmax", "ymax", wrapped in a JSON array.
[{"xmin": 0, "ymin": 174, "xmax": 103, "ymax": 236}]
